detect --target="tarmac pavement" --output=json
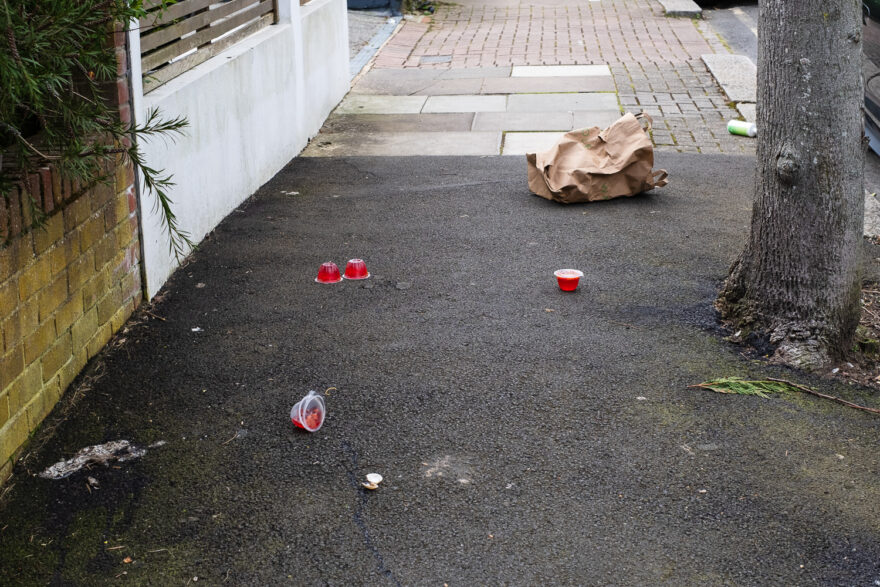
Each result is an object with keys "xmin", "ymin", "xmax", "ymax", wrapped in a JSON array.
[
  {"xmin": 2, "ymin": 2, "xmax": 880, "ymax": 584},
  {"xmin": 1, "ymin": 154, "xmax": 879, "ymax": 584}
]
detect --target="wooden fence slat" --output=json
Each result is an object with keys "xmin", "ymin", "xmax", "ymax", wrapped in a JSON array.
[
  {"xmin": 141, "ymin": 0, "xmax": 262, "ymax": 52},
  {"xmin": 142, "ymin": 0, "xmax": 273, "ymax": 71},
  {"xmin": 142, "ymin": 13, "xmax": 273, "ymax": 92},
  {"xmin": 140, "ymin": 0, "xmax": 217, "ymax": 35}
]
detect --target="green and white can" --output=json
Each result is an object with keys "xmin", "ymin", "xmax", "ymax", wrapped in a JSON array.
[{"xmin": 727, "ymin": 120, "xmax": 757, "ymax": 137}]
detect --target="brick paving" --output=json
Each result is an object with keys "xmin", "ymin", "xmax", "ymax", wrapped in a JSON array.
[{"xmin": 369, "ymin": 0, "xmax": 753, "ymax": 155}]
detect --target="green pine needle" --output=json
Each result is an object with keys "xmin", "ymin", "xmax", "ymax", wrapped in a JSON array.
[{"xmin": 689, "ymin": 377, "xmax": 794, "ymax": 399}]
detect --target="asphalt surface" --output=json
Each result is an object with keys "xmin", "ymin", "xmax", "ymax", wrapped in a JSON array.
[
  {"xmin": 702, "ymin": 2, "xmax": 758, "ymax": 63},
  {"xmin": 1, "ymin": 154, "xmax": 880, "ymax": 585},
  {"xmin": 348, "ymin": 9, "xmax": 393, "ymax": 60}
]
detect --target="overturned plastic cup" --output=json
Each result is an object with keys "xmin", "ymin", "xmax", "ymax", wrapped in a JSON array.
[
  {"xmin": 291, "ymin": 391, "xmax": 326, "ymax": 432},
  {"xmin": 316, "ymin": 262, "xmax": 342, "ymax": 284},
  {"xmin": 554, "ymin": 269, "xmax": 583, "ymax": 292},
  {"xmin": 343, "ymin": 258, "xmax": 370, "ymax": 280}
]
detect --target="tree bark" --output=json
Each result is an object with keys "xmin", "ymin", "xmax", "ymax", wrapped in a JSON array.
[{"xmin": 717, "ymin": 0, "xmax": 866, "ymax": 369}]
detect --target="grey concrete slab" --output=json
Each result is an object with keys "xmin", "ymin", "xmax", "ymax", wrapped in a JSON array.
[
  {"xmin": 301, "ymin": 131, "xmax": 501, "ymax": 156},
  {"xmin": 321, "ymin": 113, "xmax": 476, "ymax": 134},
  {"xmin": 512, "ymin": 65, "xmax": 612, "ymax": 78},
  {"xmin": 420, "ymin": 55, "xmax": 452, "ymax": 64},
  {"xmin": 701, "ymin": 54, "xmax": 757, "ymax": 103},
  {"xmin": 351, "ymin": 77, "xmax": 436, "ymax": 96},
  {"xmin": 357, "ymin": 67, "xmax": 512, "ymax": 83},
  {"xmin": 501, "ymin": 131, "xmax": 565, "ymax": 155},
  {"xmin": 658, "ymin": 0, "xmax": 702, "ymax": 17},
  {"xmin": 507, "ymin": 93, "xmax": 620, "ymax": 113},
  {"xmin": 437, "ymin": 66, "xmax": 512, "ymax": 79},
  {"xmin": 471, "ymin": 111, "xmax": 573, "ymax": 132},
  {"xmin": 481, "ymin": 76, "xmax": 616, "ymax": 94},
  {"xmin": 865, "ymin": 191, "xmax": 880, "ymax": 238},
  {"xmin": 335, "ymin": 94, "xmax": 428, "ymax": 114},
  {"xmin": 416, "ymin": 79, "xmax": 486, "ymax": 96},
  {"xmin": 354, "ymin": 77, "xmax": 485, "ymax": 96},
  {"xmin": 736, "ymin": 103, "xmax": 756, "ymax": 123},
  {"xmin": 422, "ymin": 95, "xmax": 507, "ymax": 113},
  {"xmin": 572, "ymin": 110, "xmax": 626, "ymax": 129},
  {"xmin": 356, "ymin": 68, "xmax": 446, "ymax": 82}
]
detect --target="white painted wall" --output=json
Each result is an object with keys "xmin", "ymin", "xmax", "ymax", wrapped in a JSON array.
[
  {"xmin": 131, "ymin": 0, "xmax": 349, "ymax": 298},
  {"xmin": 302, "ymin": 0, "xmax": 351, "ymax": 137}
]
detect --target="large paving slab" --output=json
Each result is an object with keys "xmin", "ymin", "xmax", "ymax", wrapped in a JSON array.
[
  {"xmin": 435, "ymin": 66, "xmax": 513, "ymax": 79},
  {"xmin": 335, "ymin": 94, "xmax": 428, "ymax": 115},
  {"xmin": 360, "ymin": 67, "xmax": 513, "ymax": 81},
  {"xmin": 572, "ymin": 110, "xmax": 628, "ymax": 129},
  {"xmin": 736, "ymin": 103, "xmax": 756, "ymax": 123},
  {"xmin": 512, "ymin": 65, "xmax": 612, "ymax": 78},
  {"xmin": 480, "ymin": 76, "xmax": 616, "ymax": 94},
  {"xmin": 507, "ymin": 93, "xmax": 620, "ymax": 113},
  {"xmin": 358, "ymin": 68, "xmax": 450, "ymax": 82},
  {"xmin": 471, "ymin": 112, "xmax": 573, "ymax": 132},
  {"xmin": 352, "ymin": 77, "xmax": 484, "ymax": 96},
  {"xmin": 657, "ymin": 0, "xmax": 702, "ymax": 17},
  {"xmin": 501, "ymin": 131, "xmax": 565, "ymax": 155},
  {"xmin": 300, "ymin": 131, "xmax": 501, "ymax": 156},
  {"xmin": 321, "ymin": 113, "xmax": 476, "ymax": 134},
  {"xmin": 701, "ymin": 54, "xmax": 757, "ymax": 103},
  {"xmin": 354, "ymin": 73, "xmax": 617, "ymax": 96},
  {"xmin": 422, "ymin": 95, "xmax": 507, "ymax": 113}
]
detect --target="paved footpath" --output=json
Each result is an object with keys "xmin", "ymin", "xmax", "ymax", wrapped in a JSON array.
[{"xmin": 306, "ymin": 0, "xmax": 755, "ymax": 157}]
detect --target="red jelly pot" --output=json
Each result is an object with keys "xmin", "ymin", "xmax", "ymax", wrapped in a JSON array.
[
  {"xmin": 316, "ymin": 262, "xmax": 342, "ymax": 284},
  {"xmin": 554, "ymin": 269, "xmax": 583, "ymax": 292},
  {"xmin": 343, "ymin": 258, "xmax": 370, "ymax": 280}
]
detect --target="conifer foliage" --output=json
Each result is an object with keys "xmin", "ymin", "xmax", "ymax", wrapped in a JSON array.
[{"xmin": 0, "ymin": 0, "xmax": 190, "ymax": 256}]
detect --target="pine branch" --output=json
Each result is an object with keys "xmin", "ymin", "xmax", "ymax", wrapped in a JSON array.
[
  {"xmin": 1, "ymin": 0, "xmax": 188, "ymax": 254},
  {"xmin": 0, "ymin": 121, "xmax": 58, "ymax": 161},
  {"xmin": 690, "ymin": 377, "xmax": 880, "ymax": 416}
]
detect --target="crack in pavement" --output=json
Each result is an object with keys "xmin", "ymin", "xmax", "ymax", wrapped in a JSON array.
[{"xmin": 342, "ymin": 442, "xmax": 401, "ymax": 587}]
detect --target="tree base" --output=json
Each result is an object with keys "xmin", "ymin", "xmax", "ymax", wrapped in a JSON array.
[{"xmin": 717, "ymin": 271, "xmax": 837, "ymax": 371}]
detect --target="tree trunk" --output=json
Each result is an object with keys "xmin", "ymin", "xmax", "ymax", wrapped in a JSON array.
[{"xmin": 717, "ymin": 0, "xmax": 866, "ymax": 370}]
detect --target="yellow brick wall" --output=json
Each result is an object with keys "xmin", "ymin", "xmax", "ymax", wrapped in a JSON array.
[
  {"xmin": 0, "ymin": 23, "xmax": 143, "ymax": 487},
  {"xmin": 0, "ymin": 162, "xmax": 142, "ymax": 486}
]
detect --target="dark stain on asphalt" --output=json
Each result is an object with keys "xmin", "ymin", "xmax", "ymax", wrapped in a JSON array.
[{"xmin": 342, "ymin": 441, "xmax": 401, "ymax": 587}]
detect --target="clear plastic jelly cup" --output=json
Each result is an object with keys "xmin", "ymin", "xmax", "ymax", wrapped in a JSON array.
[
  {"xmin": 343, "ymin": 258, "xmax": 370, "ymax": 280},
  {"xmin": 554, "ymin": 269, "xmax": 583, "ymax": 292},
  {"xmin": 316, "ymin": 262, "xmax": 342, "ymax": 284},
  {"xmin": 291, "ymin": 391, "xmax": 325, "ymax": 432}
]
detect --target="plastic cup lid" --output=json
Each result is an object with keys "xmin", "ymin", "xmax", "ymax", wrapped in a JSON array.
[{"xmin": 554, "ymin": 269, "xmax": 583, "ymax": 278}]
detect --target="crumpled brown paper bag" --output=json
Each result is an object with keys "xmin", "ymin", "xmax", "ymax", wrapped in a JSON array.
[{"xmin": 526, "ymin": 112, "xmax": 669, "ymax": 204}]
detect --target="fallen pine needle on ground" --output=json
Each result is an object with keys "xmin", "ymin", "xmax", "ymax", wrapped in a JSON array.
[{"xmin": 689, "ymin": 377, "xmax": 880, "ymax": 415}]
